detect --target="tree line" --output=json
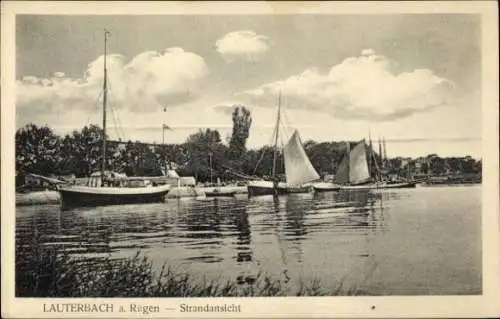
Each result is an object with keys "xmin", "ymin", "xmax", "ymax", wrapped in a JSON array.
[{"xmin": 16, "ymin": 106, "xmax": 481, "ymax": 184}]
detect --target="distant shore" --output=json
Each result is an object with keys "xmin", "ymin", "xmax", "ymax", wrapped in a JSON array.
[{"xmin": 16, "ymin": 124, "xmax": 482, "ymax": 189}]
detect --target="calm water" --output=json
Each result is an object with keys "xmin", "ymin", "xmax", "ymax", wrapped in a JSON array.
[{"xmin": 16, "ymin": 185, "xmax": 482, "ymax": 295}]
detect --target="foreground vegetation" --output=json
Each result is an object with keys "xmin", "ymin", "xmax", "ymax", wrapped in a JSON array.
[{"xmin": 16, "ymin": 243, "xmax": 359, "ymax": 297}]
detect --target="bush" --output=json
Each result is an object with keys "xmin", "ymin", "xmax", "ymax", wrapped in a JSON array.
[{"xmin": 16, "ymin": 243, "xmax": 357, "ymax": 297}]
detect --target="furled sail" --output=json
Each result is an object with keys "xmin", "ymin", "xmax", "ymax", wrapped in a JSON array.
[
  {"xmin": 349, "ymin": 141, "xmax": 371, "ymax": 184},
  {"xmin": 283, "ymin": 130, "xmax": 320, "ymax": 186}
]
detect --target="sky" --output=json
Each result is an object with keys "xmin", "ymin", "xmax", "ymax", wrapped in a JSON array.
[{"xmin": 15, "ymin": 14, "xmax": 482, "ymax": 158}]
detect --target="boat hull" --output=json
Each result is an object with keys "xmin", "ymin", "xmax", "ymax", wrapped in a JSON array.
[
  {"xmin": 312, "ymin": 182, "xmax": 341, "ymax": 192},
  {"xmin": 339, "ymin": 182, "xmax": 416, "ymax": 190},
  {"xmin": 204, "ymin": 190, "xmax": 237, "ymax": 197},
  {"xmin": 58, "ymin": 185, "xmax": 171, "ymax": 209},
  {"xmin": 247, "ymin": 181, "xmax": 311, "ymax": 197},
  {"xmin": 380, "ymin": 182, "xmax": 417, "ymax": 189}
]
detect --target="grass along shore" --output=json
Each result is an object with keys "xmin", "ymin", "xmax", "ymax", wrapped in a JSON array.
[{"xmin": 16, "ymin": 242, "xmax": 363, "ymax": 297}]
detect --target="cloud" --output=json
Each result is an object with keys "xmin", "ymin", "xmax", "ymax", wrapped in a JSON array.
[
  {"xmin": 16, "ymin": 48, "xmax": 209, "ymax": 121},
  {"xmin": 234, "ymin": 49, "xmax": 455, "ymax": 121},
  {"xmin": 215, "ymin": 30, "xmax": 273, "ymax": 63},
  {"xmin": 361, "ymin": 48, "xmax": 375, "ymax": 56},
  {"xmin": 213, "ymin": 104, "xmax": 238, "ymax": 116}
]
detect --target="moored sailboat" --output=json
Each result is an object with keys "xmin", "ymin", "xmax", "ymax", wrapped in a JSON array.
[
  {"xmin": 335, "ymin": 140, "xmax": 375, "ymax": 190},
  {"xmin": 247, "ymin": 94, "xmax": 320, "ymax": 196},
  {"xmin": 313, "ymin": 140, "xmax": 415, "ymax": 192},
  {"xmin": 57, "ymin": 31, "xmax": 171, "ymax": 209},
  {"xmin": 204, "ymin": 188, "xmax": 237, "ymax": 197},
  {"xmin": 372, "ymin": 136, "xmax": 416, "ymax": 189},
  {"xmin": 204, "ymin": 178, "xmax": 237, "ymax": 197}
]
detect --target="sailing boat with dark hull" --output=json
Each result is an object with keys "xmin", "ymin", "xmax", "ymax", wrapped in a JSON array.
[
  {"xmin": 247, "ymin": 94, "xmax": 320, "ymax": 197},
  {"xmin": 58, "ymin": 31, "xmax": 171, "ymax": 209},
  {"xmin": 313, "ymin": 139, "xmax": 415, "ymax": 192},
  {"xmin": 58, "ymin": 178, "xmax": 170, "ymax": 209},
  {"xmin": 330, "ymin": 140, "xmax": 374, "ymax": 191}
]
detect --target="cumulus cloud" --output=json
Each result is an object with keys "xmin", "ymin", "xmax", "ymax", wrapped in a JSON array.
[
  {"xmin": 233, "ymin": 49, "xmax": 455, "ymax": 121},
  {"xmin": 215, "ymin": 30, "xmax": 273, "ymax": 63},
  {"xmin": 16, "ymin": 48, "xmax": 209, "ymax": 120}
]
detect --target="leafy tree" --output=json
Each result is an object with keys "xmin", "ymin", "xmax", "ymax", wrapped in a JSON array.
[
  {"xmin": 420, "ymin": 162, "xmax": 429, "ymax": 174},
  {"xmin": 249, "ymin": 145, "xmax": 284, "ymax": 179},
  {"xmin": 15, "ymin": 124, "xmax": 60, "ymax": 176},
  {"xmin": 69, "ymin": 125, "xmax": 112, "ymax": 176},
  {"xmin": 475, "ymin": 160, "xmax": 482, "ymax": 174},
  {"xmin": 184, "ymin": 129, "xmax": 227, "ymax": 182},
  {"xmin": 15, "ymin": 122, "xmax": 483, "ymax": 184},
  {"xmin": 228, "ymin": 106, "xmax": 252, "ymax": 160},
  {"xmin": 304, "ymin": 141, "xmax": 345, "ymax": 177},
  {"xmin": 429, "ymin": 156, "xmax": 446, "ymax": 175}
]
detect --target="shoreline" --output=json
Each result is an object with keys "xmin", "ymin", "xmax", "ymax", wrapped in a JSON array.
[
  {"xmin": 15, "ymin": 183, "xmax": 481, "ymax": 206},
  {"xmin": 15, "ymin": 185, "xmax": 249, "ymax": 206}
]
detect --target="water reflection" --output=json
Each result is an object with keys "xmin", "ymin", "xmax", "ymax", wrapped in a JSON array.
[
  {"xmin": 15, "ymin": 186, "xmax": 482, "ymax": 295},
  {"xmin": 18, "ymin": 190, "xmax": 388, "ymax": 261},
  {"xmin": 231, "ymin": 204, "xmax": 252, "ymax": 263},
  {"xmin": 285, "ymin": 194, "xmax": 311, "ymax": 239}
]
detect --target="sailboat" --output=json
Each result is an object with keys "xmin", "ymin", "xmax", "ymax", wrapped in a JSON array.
[
  {"xmin": 201, "ymin": 154, "xmax": 236, "ymax": 197},
  {"xmin": 313, "ymin": 139, "xmax": 415, "ymax": 192},
  {"xmin": 204, "ymin": 178, "xmax": 237, "ymax": 197},
  {"xmin": 374, "ymin": 137, "xmax": 416, "ymax": 188},
  {"xmin": 57, "ymin": 31, "xmax": 171, "ymax": 209},
  {"xmin": 247, "ymin": 94, "xmax": 320, "ymax": 196},
  {"xmin": 336, "ymin": 140, "xmax": 379, "ymax": 190}
]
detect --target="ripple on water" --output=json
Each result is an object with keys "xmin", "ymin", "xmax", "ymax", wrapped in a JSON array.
[{"xmin": 16, "ymin": 186, "xmax": 482, "ymax": 295}]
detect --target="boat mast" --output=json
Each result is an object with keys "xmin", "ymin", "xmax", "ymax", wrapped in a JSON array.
[
  {"xmin": 383, "ymin": 137, "xmax": 387, "ymax": 164},
  {"xmin": 368, "ymin": 131, "xmax": 376, "ymax": 180},
  {"xmin": 346, "ymin": 141, "xmax": 350, "ymax": 185},
  {"xmin": 368, "ymin": 130, "xmax": 372, "ymax": 172},
  {"xmin": 101, "ymin": 30, "xmax": 110, "ymax": 186},
  {"xmin": 209, "ymin": 152, "xmax": 213, "ymax": 184},
  {"xmin": 372, "ymin": 143, "xmax": 382, "ymax": 182},
  {"xmin": 271, "ymin": 91, "xmax": 282, "ymax": 188},
  {"xmin": 366, "ymin": 132, "xmax": 379, "ymax": 182},
  {"xmin": 378, "ymin": 136, "xmax": 383, "ymax": 168}
]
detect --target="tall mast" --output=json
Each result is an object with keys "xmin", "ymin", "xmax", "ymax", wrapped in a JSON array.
[
  {"xmin": 372, "ymin": 141, "xmax": 382, "ymax": 182},
  {"xmin": 209, "ymin": 152, "xmax": 213, "ymax": 184},
  {"xmin": 378, "ymin": 136, "xmax": 383, "ymax": 169},
  {"xmin": 271, "ymin": 91, "xmax": 282, "ymax": 185},
  {"xmin": 378, "ymin": 136, "xmax": 382, "ymax": 159},
  {"xmin": 383, "ymin": 137, "xmax": 387, "ymax": 162},
  {"xmin": 101, "ymin": 30, "xmax": 110, "ymax": 185},
  {"xmin": 368, "ymin": 133, "xmax": 380, "ymax": 182},
  {"xmin": 346, "ymin": 141, "xmax": 351, "ymax": 185},
  {"xmin": 368, "ymin": 131, "xmax": 373, "ymax": 177}
]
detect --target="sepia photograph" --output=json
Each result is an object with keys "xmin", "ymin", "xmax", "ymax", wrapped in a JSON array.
[{"xmin": 2, "ymin": 1, "xmax": 499, "ymax": 318}]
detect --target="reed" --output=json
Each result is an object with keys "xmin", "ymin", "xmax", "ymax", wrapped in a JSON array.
[{"xmin": 16, "ymin": 243, "xmax": 358, "ymax": 297}]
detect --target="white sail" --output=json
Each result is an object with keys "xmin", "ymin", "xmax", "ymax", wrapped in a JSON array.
[
  {"xmin": 283, "ymin": 130, "xmax": 320, "ymax": 186},
  {"xmin": 349, "ymin": 141, "xmax": 371, "ymax": 184}
]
